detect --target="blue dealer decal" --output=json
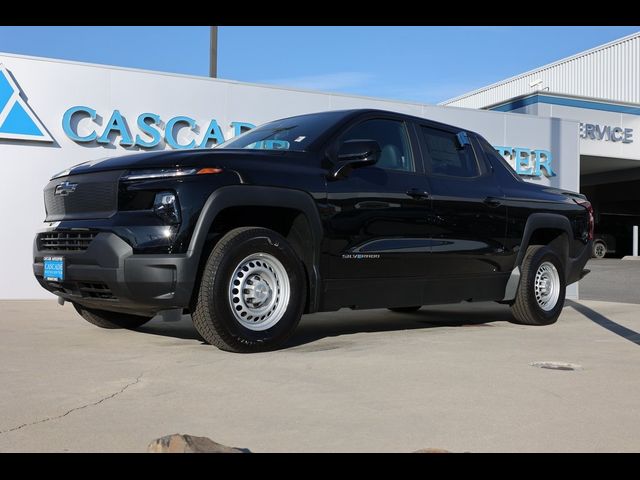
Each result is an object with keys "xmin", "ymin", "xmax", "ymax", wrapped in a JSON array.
[{"xmin": 0, "ymin": 65, "xmax": 52, "ymax": 142}]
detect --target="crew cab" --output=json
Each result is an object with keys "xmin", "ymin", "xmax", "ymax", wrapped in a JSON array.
[{"xmin": 34, "ymin": 109, "xmax": 593, "ymax": 352}]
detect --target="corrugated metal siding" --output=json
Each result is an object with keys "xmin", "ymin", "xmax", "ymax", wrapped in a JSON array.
[{"xmin": 441, "ymin": 32, "xmax": 640, "ymax": 108}]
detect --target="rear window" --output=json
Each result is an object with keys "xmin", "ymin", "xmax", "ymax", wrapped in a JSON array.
[
  {"xmin": 421, "ymin": 126, "xmax": 480, "ymax": 178},
  {"xmin": 477, "ymin": 136, "xmax": 523, "ymax": 182}
]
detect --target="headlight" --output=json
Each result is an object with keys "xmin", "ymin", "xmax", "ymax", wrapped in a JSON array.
[
  {"xmin": 153, "ymin": 191, "xmax": 181, "ymax": 225},
  {"xmin": 121, "ymin": 167, "xmax": 222, "ymax": 181}
]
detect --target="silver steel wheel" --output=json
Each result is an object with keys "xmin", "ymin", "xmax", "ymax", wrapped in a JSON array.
[
  {"xmin": 594, "ymin": 242, "xmax": 606, "ymax": 258},
  {"xmin": 228, "ymin": 252, "xmax": 291, "ymax": 331},
  {"xmin": 534, "ymin": 261, "xmax": 560, "ymax": 311}
]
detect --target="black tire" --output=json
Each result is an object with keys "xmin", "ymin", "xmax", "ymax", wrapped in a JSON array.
[
  {"xmin": 73, "ymin": 303, "xmax": 152, "ymax": 330},
  {"xmin": 388, "ymin": 306, "xmax": 421, "ymax": 313},
  {"xmin": 192, "ymin": 227, "xmax": 306, "ymax": 353},
  {"xmin": 510, "ymin": 245, "xmax": 566, "ymax": 326},
  {"xmin": 592, "ymin": 240, "xmax": 607, "ymax": 259}
]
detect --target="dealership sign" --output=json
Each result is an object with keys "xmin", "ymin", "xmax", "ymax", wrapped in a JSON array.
[
  {"xmin": 62, "ymin": 106, "xmax": 255, "ymax": 149},
  {"xmin": 579, "ymin": 123, "xmax": 633, "ymax": 143}
]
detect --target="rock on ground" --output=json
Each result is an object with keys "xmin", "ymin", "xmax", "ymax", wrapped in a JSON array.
[{"xmin": 148, "ymin": 434, "xmax": 250, "ymax": 453}]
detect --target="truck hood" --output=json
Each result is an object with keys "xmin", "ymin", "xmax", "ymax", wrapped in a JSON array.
[{"xmin": 52, "ymin": 149, "xmax": 289, "ymax": 179}]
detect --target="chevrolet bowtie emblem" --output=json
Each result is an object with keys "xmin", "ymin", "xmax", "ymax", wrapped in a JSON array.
[{"xmin": 54, "ymin": 181, "xmax": 78, "ymax": 196}]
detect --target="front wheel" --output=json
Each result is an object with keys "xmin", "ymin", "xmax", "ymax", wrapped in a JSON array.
[
  {"xmin": 192, "ymin": 227, "xmax": 306, "ymax": 353},
  {"xmin": 73, "ymin": 303, "xmax": 152, "ymax": 330},
  {"xmin": 510, "ymin": 245, "xmax": 566, "ymax": 326}
]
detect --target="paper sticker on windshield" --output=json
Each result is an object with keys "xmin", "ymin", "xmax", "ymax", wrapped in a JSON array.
[{"xmin": 294, "ymin": 136, "xmax": 306, "ymax": 142}]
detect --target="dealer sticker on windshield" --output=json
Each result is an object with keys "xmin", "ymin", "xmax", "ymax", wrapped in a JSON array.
[{"xmin": 44, "ymin": 256, "xmax": 65, "ymax": 282}]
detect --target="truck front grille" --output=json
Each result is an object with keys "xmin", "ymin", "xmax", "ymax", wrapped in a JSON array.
[
  {"xmin": 44, "ymin": 170, "xmax": 122, "ymax": 221},
  {"xmin": 38, "ymin": 230, "xmax": 97, "ymax": 251}
]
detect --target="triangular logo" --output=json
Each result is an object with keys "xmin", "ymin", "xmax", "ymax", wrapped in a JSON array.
[{"xmin": 0, "ymin": 64, "xmax": 53, "ymax": 142}]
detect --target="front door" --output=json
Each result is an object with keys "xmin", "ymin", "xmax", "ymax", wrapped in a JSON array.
[{"xmin": 323, "ymin": 117, "xmax": 433, "ymax": 309}]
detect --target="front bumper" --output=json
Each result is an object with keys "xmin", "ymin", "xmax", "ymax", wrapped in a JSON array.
[{"xmin": 33, "ymin": 231, "xmax": 198, "ymax": 316}]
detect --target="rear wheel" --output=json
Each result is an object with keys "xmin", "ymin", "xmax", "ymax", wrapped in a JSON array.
[
  {"xmin": 192, "ymin": 227, "xmax": 306, "ymax": 353},
  {"xmin": 592, "ymin": 240, "xmax": 607, "ymax": 259},
  {"xmin": 73, "ymin": 303, "xmax": 152, "ymax": 330},
  {"xmin": 388, "ymin": 306, "xmax": 421, "ymax": 313},
  {"xmin": 510, "ymin": 245, "xmax": 566, "ymax": 326}
]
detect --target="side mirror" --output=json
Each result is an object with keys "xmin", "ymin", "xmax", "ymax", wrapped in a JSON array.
[{"xmin": 329, "ymin": 139, "xmax": 381, "ymax": 179}]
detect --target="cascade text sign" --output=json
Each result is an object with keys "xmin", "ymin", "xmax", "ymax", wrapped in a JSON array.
[{"xmin": 62, "ymin": 106, "xmax": 255, "ymax": 149}]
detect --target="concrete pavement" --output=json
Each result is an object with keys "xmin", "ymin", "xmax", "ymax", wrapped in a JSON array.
[
  {"xmin": 1, "ymin": 299, "xmax": 639, "ymax": 452},
  {"xmin": 580, "ymin": 258, "xmax": 640, "ymax": 304}
]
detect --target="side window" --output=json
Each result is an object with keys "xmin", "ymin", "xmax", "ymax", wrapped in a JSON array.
[
  {"xmin": 478, "ymin": 135, "xmax": 523, "ymax": 181},
  {"xmin": 339, "ymin": 119, "xmax": 415, "ymax": 173},
  {"xmin": 421, "ymin": 126, "xmax": 480, "ymax": 178}
]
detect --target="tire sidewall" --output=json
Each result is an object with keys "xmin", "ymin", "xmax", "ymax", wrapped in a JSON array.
[
  {"xmin": 593, "ymin": 241, "xmax": 606, "ymax": 259},
  {"xmin": 525, "ymin": 247, "xmax": 566, "ymax": 322},
  {"xmin": 209, "ymin": 232, "xmax": 305, "ymax": 348}
]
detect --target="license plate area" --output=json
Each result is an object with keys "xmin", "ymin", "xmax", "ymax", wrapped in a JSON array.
[{"xmin": 44, "ymin": 256, "xmax": 65, "ymax": 282}]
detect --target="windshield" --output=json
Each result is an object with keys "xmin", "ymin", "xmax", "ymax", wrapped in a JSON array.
[{"xmin": 217, "ymin": 111, "xmax": 346, "ymax": 151}]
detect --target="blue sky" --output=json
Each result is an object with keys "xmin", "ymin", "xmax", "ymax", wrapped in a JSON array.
[{"xmin": 0, "ymin": 26, "xmax": 638, "ymax": 104}]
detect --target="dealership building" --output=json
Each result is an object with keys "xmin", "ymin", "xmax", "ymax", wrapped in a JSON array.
[
  {"xmin": 3, "ymin": 33, "xmax": 638, "ymax": 299},
  {"xmin": 442, "ymin": 31, "xmax": 640, "ymax": 258}
]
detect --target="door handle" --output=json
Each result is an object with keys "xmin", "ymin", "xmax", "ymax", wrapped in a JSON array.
[
  {"xmin": 484, "ymin": 196, "xmax": 502, "ymax": 207},
  {"xmin": 406, "ymin": 188, "xmax": 430, "ymax": 200}
]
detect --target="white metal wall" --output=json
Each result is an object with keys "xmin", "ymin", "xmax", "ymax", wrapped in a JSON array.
[{"xmin": 442, "ymin": 32, "xmax": 640, "ymax": 108}]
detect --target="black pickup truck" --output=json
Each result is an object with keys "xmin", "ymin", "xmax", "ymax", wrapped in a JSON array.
[{"xmin": 33, "ymin": 109, "xmax": 593, "ymax": 352}]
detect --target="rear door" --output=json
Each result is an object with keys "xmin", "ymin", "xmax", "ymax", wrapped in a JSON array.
[{"xmin": 417, "ymin": 124, "xmax": 509, "ymax": 279}]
